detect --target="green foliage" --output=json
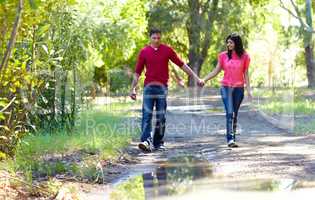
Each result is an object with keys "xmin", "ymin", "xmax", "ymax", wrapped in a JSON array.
[
  {"xmin": 0, "ymin": 61, "xmax": 43, "ymax": 158},
  {"xmin": 0, "ymin": 0, "xmax": 314, "ymax": 186},
  {"xmin": 108, "ymin": 68, "xmax": 133, "ymax": 95},
  {"xmin": 110, "ymin": 176, "xmax": 145, "ymax": 200},
  {"xmin": 0, "ymin": 103, "xmax": 137, "ymax": 181},
  {"xmin": 258, "ymin": 100, "xmax": 315, "ymax": 115},
  {"xmin": 295, "ymin": 119, "xmax": 315, "ymax": 134},
  {"xmin": 253, "ymin": 88, "xmax": 315, "ymax": 115}
]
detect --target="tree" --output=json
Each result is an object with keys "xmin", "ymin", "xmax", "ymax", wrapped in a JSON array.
[
  {"xmin": 147, "ymin": 0, "xmax": 270, "ymax": 87},
  {"xmin": 186, "ymin": 0, "xmax": 219, "ymax": 86},
  {"xmin": 148, "ymin": 0, "xmax": 219, "ymax": 87},
  {"xmin": 280, "ymin": 0, "xmax": 315, "ymax": 88},
  {"xmin": 0, "ymin": 0, "xmax": 23, "ymax": 72}
]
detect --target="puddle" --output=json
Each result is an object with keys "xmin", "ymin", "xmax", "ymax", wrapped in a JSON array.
[
  {"xmin": 109, "ymin": 155, "xmax": 213, "ymax": 199},
  {"xmin": 210, "ymin": 178, "xmax": 297, "ymax": 191},
  {"xmin": 108, "ymin": 155, "xmax": 314, "ymax": 200},
  {"xmin": 167, "ymin": 105, "xmax": 214, "ymax": 112}
]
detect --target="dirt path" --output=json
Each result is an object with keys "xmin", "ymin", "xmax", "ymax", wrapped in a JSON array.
[
  {"xmin": 129, "ymin": 93, "xmax": 315, "ymax": 179},
  {"xmin": 81, "ymin": 91, "xmax": 315, "ymax": 199}
]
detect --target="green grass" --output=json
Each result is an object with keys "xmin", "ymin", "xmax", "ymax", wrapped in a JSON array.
[
  {"xmin": 252, "ymin": 88, "xmax": 315, "ymax": 134},
  {"xmin": 257, "ymin": 100, "xmax": 315, "ymax": 115},
  {"xmin": 253, "ymin": 88, "xmax": 315, "ymax": 115},
  {"xmin": 294, "ymin": 119, "xmax": 315, "ymax": 134},
  {"xmin": 0, "ymin": 101, "xmax": 140, "ymax": 184},
  {"xmin": 16, "ymin": 105, "xmax": 135, "ymax": 159},
  {"xmin": 110, "ymin": 175, "xmax": 145, "ymax": 200}
]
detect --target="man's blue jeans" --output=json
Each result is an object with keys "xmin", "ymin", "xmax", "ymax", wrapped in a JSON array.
[
  {"xmin": 220, "ymin": 86, "xmax": 244, "ymax": 143},
  {"xmin": 141, "ymin": 85, "xmax": 168, "ymax": 148}
]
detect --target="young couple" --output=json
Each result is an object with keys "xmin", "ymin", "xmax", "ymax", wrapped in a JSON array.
[{"xmin": 129, "ymin": 28, "xmax": 252, "ymax": 152}]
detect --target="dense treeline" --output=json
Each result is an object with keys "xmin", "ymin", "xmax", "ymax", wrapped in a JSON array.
[{"xmin": 0, "ymin": 0, "xmax": 314, "ymax": 158}]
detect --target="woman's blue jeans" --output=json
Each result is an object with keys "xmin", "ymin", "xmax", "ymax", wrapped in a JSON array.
[{"xmin": 220, "ymin": 86, "xmax": 244, "ymax": 143}]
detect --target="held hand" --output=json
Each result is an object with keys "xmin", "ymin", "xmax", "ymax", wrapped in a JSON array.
[
  {"xmin": 129, "ymin": 88, "xmax": 137, "ymax": 101},
  {"xmin": 197, "ymin": 78, "xmax": 205, "ymax": 87}
]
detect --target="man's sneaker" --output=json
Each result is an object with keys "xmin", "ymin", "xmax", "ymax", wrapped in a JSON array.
[
  {"xmin": 138, "ymin": 138, "xmax": 154, "ymax": 152},
  {"xmin": 228, "ymin": 140, "xmax": 239, "ymax": 148},
  {"xmin": 155, "ymin": 143, "xmax": 166, "ymax": 151}
]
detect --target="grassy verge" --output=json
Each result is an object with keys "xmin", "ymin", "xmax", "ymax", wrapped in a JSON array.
[
  {"xmin": 0, "ymin": 101, "xmax": 141, "ymax": 198},
  {"xmin": 252, "ymin": 87, "xmax": 315, "ymax": 134},
  {"xmin": 294, "ymin": 119, "xmax": 315, "ymax": 134},
  {"xmin": 256, "ymin": 100, "xmax": 315, "ymax": 115}
]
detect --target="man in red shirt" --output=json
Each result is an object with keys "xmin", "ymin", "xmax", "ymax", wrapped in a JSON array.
[{"xmin": 129, "ymin": 28, "xmax": 204, "ymax": 152}]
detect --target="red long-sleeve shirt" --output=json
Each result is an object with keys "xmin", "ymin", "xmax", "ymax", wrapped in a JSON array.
[{"xmin": 135, "ymin": 44, "xmax": 185, "ymax": 86}]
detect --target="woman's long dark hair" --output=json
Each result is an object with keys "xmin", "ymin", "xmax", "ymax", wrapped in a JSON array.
[{"xmin": 226, "ymin": 33, "xmax": 244, "ymax": 60}]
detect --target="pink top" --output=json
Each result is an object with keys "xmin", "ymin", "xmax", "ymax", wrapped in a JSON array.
[{"xmin": 218, "ymin": 51, "xmax": 250, "ymax": 87}]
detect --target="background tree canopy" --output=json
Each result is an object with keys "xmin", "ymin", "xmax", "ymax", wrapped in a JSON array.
[{"xmin": 0, "ymin": 0, "xmax": 314, "ymax": 157}]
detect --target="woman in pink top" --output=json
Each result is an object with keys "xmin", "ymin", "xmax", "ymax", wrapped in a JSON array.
[{"xmin": 202, "ymin": 33, "xmax": 252, "ymax": 148}]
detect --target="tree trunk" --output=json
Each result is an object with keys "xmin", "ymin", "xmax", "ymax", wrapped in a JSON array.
[
  {"xmin": 305, "ymin": 0, "xmax": 315, "ymax": 88},
  {"xmin": 186, "ymin": 0, "xmax": 218, "ymax": 87},
  {"xmin": 187, "ymin": 0, "xmax": 201, "ymax": 87},
  {"xmin": 305, "ymin": 45, "xmax": 315, "ymax": 88},
  {"xmin": 31, "ymin": 25, "xmax": 36, "ymax": 72},
  {"xmin": 61, "ymin": 71, "xmax": 68, "ymax": 129},
  {"xmin": 0, "ymin": 0, "xmax": 23, "ymax": 72},
  {"xmin": 52, "ymin": 70, "xmax": 56, "ymax": 123},
  {"xmin": 187, "ymin": 57, "xmax": 202, "ymax": 86},
  {"xmin": 71, "ymin": 64, "xmax": 76, "ymax": 128},
  {"xmin": 268, "ymin": 59, "xmax": 273, "ymax": 88}
]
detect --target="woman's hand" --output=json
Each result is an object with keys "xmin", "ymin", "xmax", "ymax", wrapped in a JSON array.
[
  {"xmin": 247, "ymin": 90, "xmax": 253, "ymax": 102},
  {"xmin": 197, "ymin": 78, "xmax": 205, "ymax": 87}
]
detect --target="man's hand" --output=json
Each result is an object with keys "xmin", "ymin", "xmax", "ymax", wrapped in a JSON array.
[
  {"xmin": 197, "ymin": 78, "xmax": 205, "ymax": 87},
  {"xmin": 129, "ymin": 88, "xmax": 137, "ymax": 100},
  {"xmin": 129, "ymin": 73, "xmax": 140, "ymax": 101},
  {"xmin": 181, "ymin": 64, "xmax": 205, "ymax": 88}
]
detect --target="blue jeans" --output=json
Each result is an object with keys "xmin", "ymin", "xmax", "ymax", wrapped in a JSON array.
[
  {"xmin": 220, "ymin": 86, "xmax": 244, "ymax": 143},
  {"xmin": 141, "ymin": 85, "xmax": 168, "ymax": 148}
]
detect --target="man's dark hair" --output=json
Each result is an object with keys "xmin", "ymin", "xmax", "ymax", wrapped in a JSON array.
[{"xmin": 149, "ymin": 28, "xmax": 161, "ymax": 36}]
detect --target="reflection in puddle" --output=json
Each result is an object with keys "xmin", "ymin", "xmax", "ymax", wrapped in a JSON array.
[
  {"xmin": 110, "ymin": 155, "xmax": 212, "ymax": 200},
  {"xmin": 217, "ymin": 178, "xmax": 296, "ymax": 191},
  {"xmin": 109, "ymin": 155, "xmax": 311, "ymax": 200}
]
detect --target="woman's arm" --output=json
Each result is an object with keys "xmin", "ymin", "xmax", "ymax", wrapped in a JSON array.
[
  {"xmin": 244, "ymin": 69, "xmax": 253, "ymax": 101},
  {"xmin": 203, "ymin": 62, "xmax": 222, "ymax": 82}
]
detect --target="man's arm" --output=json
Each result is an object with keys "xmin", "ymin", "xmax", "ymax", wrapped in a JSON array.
[
  {"xmin": 129, "ymin": 73, "xmax": 140, "ymax": 100},
  {"xmin": 181, "ymin": 63, "xmax": 203, "ymax": 86},
  {"xmin": 171, "ymin": 66, "xmax": 185, "ymax": 87},
  {"xmin": 169, "ymin": 48, "xmax": 203, "ymax": 86},
  {"xmin": 129, "ymin": 50, "xmax": 145, "ymax": 100}
]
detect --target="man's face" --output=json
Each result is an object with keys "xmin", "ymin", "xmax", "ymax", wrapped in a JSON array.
[{"xmin": 150, "ymin": 33, "xmax": 161, "ymax": 46}]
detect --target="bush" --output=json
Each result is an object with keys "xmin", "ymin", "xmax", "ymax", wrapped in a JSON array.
[
  {"xmin": 108, "ymin": 68, "xmax": 133, "ymax": 95},
  {"xmin": 0, "ymin": 64, "xmax": 41, "ymax": 158}
]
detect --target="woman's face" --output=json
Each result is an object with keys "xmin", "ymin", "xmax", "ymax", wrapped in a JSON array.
[{"xmin": 226, "ymin": 39, "xmax": 235, "ymax": 51}]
